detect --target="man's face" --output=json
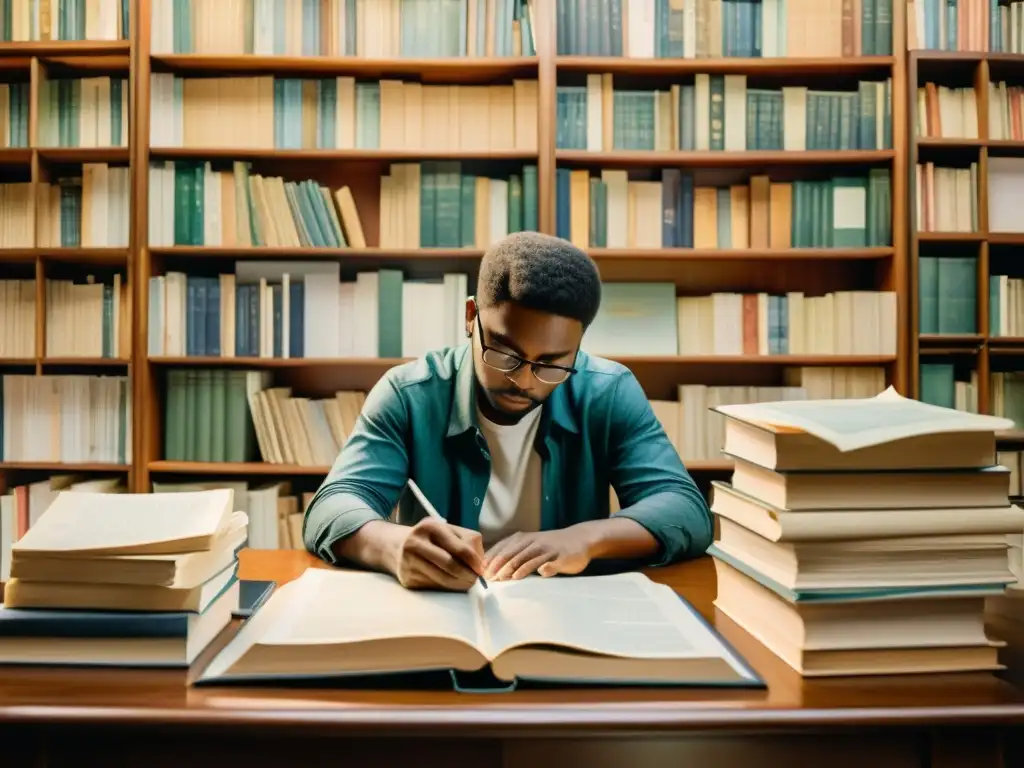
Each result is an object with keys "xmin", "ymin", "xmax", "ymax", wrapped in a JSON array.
[{"xmin": 468, "ymin": 300, "xmax": 583, "ymax": 422}]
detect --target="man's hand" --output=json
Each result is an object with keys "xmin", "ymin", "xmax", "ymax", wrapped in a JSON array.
[
  {"xmin": 393, "ymin": 517, "xmax": 485, "ymax": 592},
  {"xmin": 483, "ymin": 529, "xmax": 593, "ymax": 581}
]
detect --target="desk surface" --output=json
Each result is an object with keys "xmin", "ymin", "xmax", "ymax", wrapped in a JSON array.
[{"xmin": 2, "ymin": 549, "xmax": 1024, "ymax": 737}]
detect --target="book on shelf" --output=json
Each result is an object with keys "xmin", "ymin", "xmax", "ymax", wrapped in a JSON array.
[
  {"xmin": 708, "ymin": 388, "xmax": 1021, "ymax": 676},
  {"xmin": 916, "ymin": 82, "xmax": 979, "ymax": 139},
  {"xmin": 150, "ymin": 74, "xmax": 539, "ymax": 152},
  {"xmin": 0, "ymin": 0, "xmax": 130, "ymax": 42},
  {"xmin": 918, "ymin": 363, "xmax": 979, "ymax": 413},
  {"xmin": 0, "ymin": 373, "xmax": 133, "ymax": 464},
  {"xmin": 556, "ymin": 76, "xmax": 892, "ymax": 152},
  {"xmin": 148, "ymin": 160, "xmax": 537, "ymax": 249},
  {"xmin": 557, "ymin": 168, "xmax": 892, "ymax": 250},
  {"xmin": 918, "ymin": 255, "xmax": 976, "ymax": 334},
  {"xmin": 556, "ymin": 0, "xmax": 893, "ymax": 57},
  {"xmin": 0, "ymin": 279, "xmax": 35, "ymax": 358},
  {"xmin": 37, "ymin": 75, "xmax": 129, "ymax": 148},
  {"xmin": 0, "ymin": 183, "xmax": 32, "ymax": 248},
  {"xmin": 988, "ymin": 157, "xmax": 1024, "ymax": 234},
  {"xmin": 194, "ymin": 567, "xmax": 762, "ymax": 689},
  {"xmin": 0, "ymin": 83, "xmax": 29, "ymax": 148},
  {"xmin": 37, "ymin": 163, "xmax": 131, "ymax": 248},
  {"xmin": 990, "ymin": 274, "xmax": 1024, "ymax": 337},
  {"xmin": 988, "ymin": 81, "xmax": 1024, "ymax": 140},
  {"xmin": 45, "ymin": 273, "xmax": 131, "ymax": 359},
  {"xmin": 914, "ymin": 162, "xmax": 979, "ymax": 233},
  {"xmin": 0, "ymin": 488, "xmax": 244, "ymax": 668},
  {"xmin": 907, "ymin": 0, "xmax": 1003, "ymax": 52},
  {"xmin": 150, "ymin": 0, "xmax": 537, "ymax": 57}
]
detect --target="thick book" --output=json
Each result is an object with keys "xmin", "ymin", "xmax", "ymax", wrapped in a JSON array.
[{"xmin": 194, "ymin": 568, "xmax": 762, "ymax": 690}]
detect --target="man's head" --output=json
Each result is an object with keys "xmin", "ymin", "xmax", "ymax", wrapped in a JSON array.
[{"xmin": 467, "ymin": 232, "xmax": 602, "ymax": 423}]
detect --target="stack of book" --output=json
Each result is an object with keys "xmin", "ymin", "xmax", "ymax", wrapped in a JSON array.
[
  {"xmin": 0, "ymin": 488, "xmax": 246, "ymax": 668},
  {"xmin": 707, "ymin": 388, "xmax": 1024, "ymax": 677}
]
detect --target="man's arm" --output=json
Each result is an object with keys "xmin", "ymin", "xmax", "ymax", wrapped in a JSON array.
[
  {"xmin": 302, "ymin": 375, "xmax": 411, "ymax": 566},
  {"xmin": 599, "ymin": 370, "xmax": 714, "ymax": 566}
]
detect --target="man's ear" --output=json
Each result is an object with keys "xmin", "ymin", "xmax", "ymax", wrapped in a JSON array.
[{"xmin": 465, "ymin": 296, "xmax": 476, "ymax": 338}]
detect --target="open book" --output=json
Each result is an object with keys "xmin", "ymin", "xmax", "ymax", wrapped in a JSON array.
[{"xmin": 195, "ymin": 568, "xmax": 762, "ymax": 689}]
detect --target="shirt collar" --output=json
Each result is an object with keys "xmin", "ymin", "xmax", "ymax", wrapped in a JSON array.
[{"xmin": 445, "ymin": 343, "xmax": 580, "ymax": 439}]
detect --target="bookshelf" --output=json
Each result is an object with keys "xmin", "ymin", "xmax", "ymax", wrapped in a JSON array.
[
  {"xmin": 907, "ymin": 0, "xmax": 1024, "ymax": 446},
  {"xmin": 0, "ymin": 0, "xmax": 134, "ymax": 508},
  {"xmin": 0, "ymin": 0, "xmax": 910, "ymax": 526}
]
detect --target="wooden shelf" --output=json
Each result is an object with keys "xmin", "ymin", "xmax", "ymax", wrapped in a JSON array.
[
  {"xmin": 148, "ymin": 147, "xmax": 538, "ymax": 161},
  {"xmin": 554, "ymin": 55, "xmax": 896, "ymax": 75},
  {"xmin": 151, "ymin": 247, "xmax": 486, "ymax": 261},
  {"xmin": 556, "ymin": 149, "xmax": 896, "ymax": 167},
  {"xmin": 0, "ymin": 462, "xmax": 129, "ymax": 471},
  {"xmin": 36, "ymin": 147, "xmax": 131, "ymax": 163},
  {"xmin": 0, "ymin": 41, "xmax": 130, "ymax": 57},
  {"xmin": 916, "ymin": 232, "xmax": 985, "ymax": 242},
  {"xmin": 0, "ymin": 148, "xmax": 31, "ymax": 165},
  {"xmin": 586, "ymin": 247, "xmax": 894, "ymax": 261},
  {"xmin": 151, "ymin": 54, "xmax": 539, "ymax": 79},
  {"xmin": 0, "ymin": 248, "xmax": 129, "ymax": 265}
]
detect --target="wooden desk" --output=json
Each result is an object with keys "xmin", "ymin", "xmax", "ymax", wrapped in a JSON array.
[{"xmin": 2, "ymin": 549, "xmax": 1023, "ymax": 768}]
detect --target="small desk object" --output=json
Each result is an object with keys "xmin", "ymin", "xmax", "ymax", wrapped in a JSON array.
[{"xmin": 1, "ymin": 549, "xmax": 1023, "ymax": 768}]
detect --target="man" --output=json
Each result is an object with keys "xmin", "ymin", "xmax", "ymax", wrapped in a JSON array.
[{"xmin": 303, "ymin": 231, "xmax": 713, "ymax": 591}]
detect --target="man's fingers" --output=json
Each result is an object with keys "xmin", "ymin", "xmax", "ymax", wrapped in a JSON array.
[
  {"xmin": 511, "ymin": 551, "xmax": 558, "ymax": 580},
  {"xmin": 410, "ymin": 555, "xmax": 475, "ymax": 591},
  {"xmin": 483, "ymin": 538, "xmax": 521, "ymax": 579},
  {"xmin": 411, "ymin": 538, "xmax": 479, "ymax": 582},
  {"xmin": 451, "ymin": 525, "xmax": 485, "ymax": 559},
  {"xmin": 428, "ymin": 524, "xmax": 485, "ymax": 573},
  {"xmin": 495, "ymin": 542, "xmax": 548, "ymax": 581},
  {"xmin": 536, "ymin": 560, "xmax": 562, "ymax": 578}
]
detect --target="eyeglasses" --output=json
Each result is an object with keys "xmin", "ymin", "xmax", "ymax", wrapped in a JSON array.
[{"xmin": 476, "ymin": 313, "xmax": 577, "ymax": 385}]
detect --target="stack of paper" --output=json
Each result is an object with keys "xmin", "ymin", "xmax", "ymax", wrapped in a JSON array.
[
  {"xmin": 0, "ymin": 489, "xmax": 246, "ymax": 668},
  {"xmin": 708, "ymin": 387, "xmax": 1024, "ymax": 677}
]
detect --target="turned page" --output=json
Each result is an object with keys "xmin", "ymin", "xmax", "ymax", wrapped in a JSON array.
[{"xmin": 477, "ymin": 572, "xmax": 730, "ymax": 661}]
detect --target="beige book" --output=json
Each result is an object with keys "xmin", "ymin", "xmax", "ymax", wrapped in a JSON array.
[
  {"xmin": 195, "ymin": 569, "xmax": 759, "ymax": 687},
  {"xmin": 710, "ymin": 482, "xmax": 1024, "ymax": 543},
  {"xmin": 3, "ymin": 559, "xmax": 237, "ymax": 612},
  {"xmin": 8, "ymin": 511, "xmax": 248, "ymax": 587},
  {"xmin": 714, "ymin": 558, "xmax": 1004, "ymax": 677},
  {"xmin": 11, "ymin": 489, "xmax": 235, "ymax": 559}
]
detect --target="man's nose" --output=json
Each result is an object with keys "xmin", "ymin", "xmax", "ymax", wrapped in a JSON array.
[{"xmin": 505, "ymin": 365, "xmax": 534, "ymax": 390}]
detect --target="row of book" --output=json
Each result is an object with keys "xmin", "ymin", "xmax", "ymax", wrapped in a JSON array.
[
  {"xmin": 45, "ymin": 275, "xmax": 131, "ymax": 359},
  {"xmin": 915, "ymin": 162, "xmax": 979, "ymax": 233},
  {"xmin": 652, "ymin": 368, "xmax": 887, "ymax": 462},
  {"xmin": 919, "ymin": 365, "xmax": 1024, "ymax": 426},
  {"xmin": 915, "ymin": 84, "xmax": 978, "ymax": 139},
  {"xmin": 0, "ymin": 280, "xmax": 34, "ymax": 359},
  {"xmin": 0, "ymin": 374, "xmax": 132, "ymax": 464},
  {"xmin": 37, "ymin": 76, "xmax": 129, "ymax": 148},
  {"xmin": 991, "ymin": 275, "xmax": 1024, "ymax": 337},
  {"xmin": 147, "ymin": 160, "xmax": 538, "ymax": 250},
  {"xmin": 0, "ymin": 0, "xmax": 129, "ymax": 42},
  {"xmin": 556, "ymin": 0, "xmax": 893, "ymax": 58},
  {"xmin": 147, "ymin": 266, "xmax": 468, "ymax": 360},
  {"xmin": 0, "ymin": 164, "xmax": 131, "ymax": 249},
  {"xmin": 150, "ymin": 0, "xmax": 536, "ymax": 58},
  {"xmin": 556, "ymin": 77, "xmax": 892, "ymax": 153},
  {"xmin": 150, "ymin": 74, "xmax": 539, "ymax": 153},
  {"xmin": 918, "ymin": 256, "xmax": 977, "ymax": 335},
  {"xmin": 908, "ymin": 0, "xmax": 1015, "ymax": 52},
  {"xmin": 557, "ymin": 168, "xmax": 892, "ymax": 250},
  {"xmin": 0, "ymin": 82, "xmax": 28, "ymax": 148}
]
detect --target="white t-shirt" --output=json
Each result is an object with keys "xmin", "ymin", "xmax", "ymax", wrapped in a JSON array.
[{"xmin": 476, "ymin": 406, "xmax": 543, "ymax": 548}]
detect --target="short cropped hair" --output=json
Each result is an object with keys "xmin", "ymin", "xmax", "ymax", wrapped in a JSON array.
[{"xmin": 476, "ymin": 232, "xmax": 602, "ymax": 327}]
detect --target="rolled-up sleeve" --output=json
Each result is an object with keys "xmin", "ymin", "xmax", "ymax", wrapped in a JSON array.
[
  {"xmin": 606, "ymin": 371, "xmax": 713, "ymax": 566},
  {"xmin": 302, "ymin": 375, "xmax": 411, "ymax": 563}
]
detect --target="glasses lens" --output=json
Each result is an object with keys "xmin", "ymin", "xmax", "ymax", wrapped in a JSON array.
[
  {"xmin": 534, "ymin": 366, "xmax": 571, "ymax": 385},
  {"xmin": 482, "ymin": 349, "xmax": 519, "ymax": 371}
]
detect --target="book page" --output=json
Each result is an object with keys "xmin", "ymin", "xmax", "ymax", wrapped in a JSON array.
[
  {"xmin": 715, "ymin": 387, "xmax": 1014, "ymax": 453},
  {"xmin": 479, "ymin": 572, "xmax": 734, "ymax": 661},
  {"xmin": 258, "ymin": 569, "xmax": 482, "ymax": 648}
]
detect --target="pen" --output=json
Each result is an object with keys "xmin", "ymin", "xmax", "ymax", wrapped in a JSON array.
[{"xmin": 407, "ymin": 478, "xmax": 488, "ymax": 590}]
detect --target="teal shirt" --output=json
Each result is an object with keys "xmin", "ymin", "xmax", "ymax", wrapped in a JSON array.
[{"xmin": 303, "ymin": 343, "xmax": 713, "ymax": 567}]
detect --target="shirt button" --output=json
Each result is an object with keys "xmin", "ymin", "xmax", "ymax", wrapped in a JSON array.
[{"xmin": 473, "ymin": 497, "xmax": 481, "ymax": 506}]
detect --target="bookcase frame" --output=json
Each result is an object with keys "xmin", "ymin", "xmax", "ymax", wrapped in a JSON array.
[
  {"xmin": 0, "ymin": 0, "xmax": 910, "ymax": 495},
  {"xmin": 908, "ymin": 49, "xmax": 1024, "ymax": 443}
]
